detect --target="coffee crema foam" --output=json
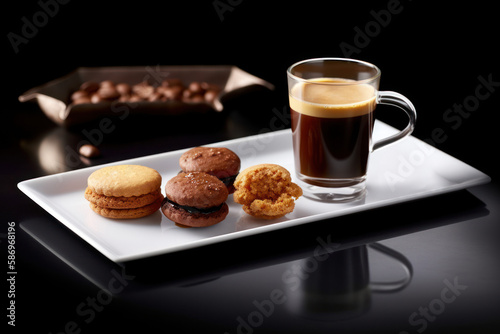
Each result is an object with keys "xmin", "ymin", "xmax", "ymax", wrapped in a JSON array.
[{"xmin": 289, "ymin": 78, "xmax": 376, "ymax": 118}]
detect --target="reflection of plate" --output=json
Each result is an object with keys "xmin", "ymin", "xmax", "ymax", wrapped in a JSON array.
[
  {"xmin": 18, "ymin": 66, "xmax": 274, "ymax": 126},
  {"xmin": 18, "ymin": 122, "xmax": 490, "ymax": 262}
]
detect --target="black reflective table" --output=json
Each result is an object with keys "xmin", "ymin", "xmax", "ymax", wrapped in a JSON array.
[
  {"xmin": 4, "ymin": 2, "xmax": 500, "ymax": 333},
  {"xmin": 4, "ymin": 99, "xmax": 500, "ymax": 333}
]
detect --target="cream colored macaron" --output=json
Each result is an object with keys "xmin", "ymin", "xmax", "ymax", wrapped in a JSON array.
[
  {"xmin": 87, "ymin": 164, "xmax": 162, "ymax": 197},
  {"xmin": 85, "ymin": 164, "xmax": 163, "ymax": 219}
]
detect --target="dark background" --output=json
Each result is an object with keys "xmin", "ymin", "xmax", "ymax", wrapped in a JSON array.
[
  {"xmin": 3, "ymin": 0, "xmax": 500, "ymax": 333},
  {"xmin": 5, "ymin": 0, "xmax": 499, "ymax": 180}
]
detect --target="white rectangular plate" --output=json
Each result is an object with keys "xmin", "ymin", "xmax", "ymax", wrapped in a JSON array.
[{"xmin": 18, "ymin": 121, "xmax": 490, "ymax": 262}]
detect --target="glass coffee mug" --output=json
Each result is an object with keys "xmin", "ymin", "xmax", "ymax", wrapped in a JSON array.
[
  {"xmin": 285, "ymin": 244, "xmax": 413, "ymax": 321},
  {"xmin": 287, "ymin": 58, "xmax": 417, "ymax": 202}
]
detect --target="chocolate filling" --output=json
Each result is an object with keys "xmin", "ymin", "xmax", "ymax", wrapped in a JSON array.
[
  {"xmin": 162, "ymin": 196, "xmax": 223, "ymax": 214},
  {"xmin": 219, "ymin": 173, "xmax": 238, "ymax": 187}
]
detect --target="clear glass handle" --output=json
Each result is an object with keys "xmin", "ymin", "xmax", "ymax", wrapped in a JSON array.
[
  {"xmin": 368, "ymin": 242, "xmax": 413, "ymax": 293},
  {"xmin": 373, "ymin": 91, "xmax": 417, "ymax": 151}
]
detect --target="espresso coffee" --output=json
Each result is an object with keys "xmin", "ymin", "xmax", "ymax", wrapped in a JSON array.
[{"xmin": 289, "ymin": 78, "xmax": 376, "ymax": 187}]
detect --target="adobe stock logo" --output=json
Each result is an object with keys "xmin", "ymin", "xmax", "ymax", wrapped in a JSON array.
[
  {"xmin": 212, "ymin": 0, "xmax": 243, "ymax": 22},
  {"xmin": 384, "ymin": 73, "xmax": 499, "ymax": 191},
  {"xmin": 7, "ymin": 0, "xmax": 71, "ymax": 54},
  {"xmin": 400, "ymin": 276, "xmax": 468, "ymax": 334},
  {"xmin": 48, "ymin": 267, "xmax": 135, "ymax": 334},
  {"xmin": 223, "ymin": 234, "xmax": 340, "ymax": 334},
  {"xmin": 339, "ymin": 0, "xmax": 411, "ymax": 57}
]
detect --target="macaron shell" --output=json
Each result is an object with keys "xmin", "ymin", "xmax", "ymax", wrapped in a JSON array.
[
  {"xmin": 88, "ymin": 165, "xmax": 162, "ymax": 197},
  {"xmin": 179, "ymin": 147, "xmax": 240, "ymax": 178},
  {"xmin": 84, "ymin": 187, "xmax": 162, "ymax": 209},
  {"xmin": 89, "ymin": 195, "xmax": 164, "ymax": 219},
  {"xmin": 165, "ymin": 172, "xmax": 228, "ymax": 208}
]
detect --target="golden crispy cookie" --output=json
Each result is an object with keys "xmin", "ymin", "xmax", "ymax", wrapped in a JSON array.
[
  {"xmin": 233, "ymin": 164, "xmax": 302, "ymax": 219},
  {"xmin": 84, "ymin": 187, "xmax": 162, "ymax": 209},
  {"xmin": 89, "ymin": 195, "xmax": 164, "ymax": 219},
  {"xmin": 87, "ymin": 165, "xmax": 162, "ymax": 197}
]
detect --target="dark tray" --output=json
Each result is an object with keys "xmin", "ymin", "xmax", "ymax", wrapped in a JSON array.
[{"xmin": 19, "ymin": 66, "xmax": 274, "ymax": 127}]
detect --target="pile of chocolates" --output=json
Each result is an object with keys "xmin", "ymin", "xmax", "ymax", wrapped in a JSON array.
[{"xmin": 70, "ymin": 79, "xmax": 221, "ymax": 105}]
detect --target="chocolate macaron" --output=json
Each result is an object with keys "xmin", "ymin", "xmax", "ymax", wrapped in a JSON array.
[
  {"xmin": 179, "ymin": 147, "xmax": 240, "ymax": 193},
  {"xmin": 162, "ymin": 172, "xmax": 229, "ymax": 227}
]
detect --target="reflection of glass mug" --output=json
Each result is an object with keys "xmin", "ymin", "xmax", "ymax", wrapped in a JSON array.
[
  {"xmin": 285, "ymin": 243, "xmax": 413, "ymax": 321},
  {"xmin": 287, "ymin": 58, "xmax": 417, "ymax": 202}
]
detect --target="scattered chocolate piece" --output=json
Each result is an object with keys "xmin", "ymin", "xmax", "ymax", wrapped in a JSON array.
[
  {"xmin": 79, "ymin": 144, "xmax": 101, "ymax": 158},
  {"xmin": 99, "ymin": 80, "xmax": 115, "ymax": 88},
  {"xmin": 90, "ymin": 93, "xmax": 103, "ymax": 103},
  {"xmin": 73, "ymin": 96, "xmax": 91, "ymax": 105},
  {"xmin": 71, "ymin": 90, "xmax": 89, "ymax": 101},
  {"xmin": 188, "ymin": 81, "xmax": 204, "ymax": 94},
  {"xmin": 115, "ymin": 83, "xmax": 132, "ymax": 96},
  {"xmin": 132, "ymin": 81, "xmax": 155, "ymax": 100},
  {"xmin": 162, "ymin": 86, "xmax": 183, "ymax": 101},
  {"xmin": 70, "ymin": 79, "xmax": 220, "ymax": 105},
  {"xmin": 97, "ymin": 86, "xmax": 120, "ymax": 100},
  {"xmin": 161, "ymin": 78, "xmax": 183, "ymax": 88},
  {"xmin": 204, "ymin": 89, "xmax": 218, "ymax": 103},
  {"xmin": 80, "ymin": 81, "xmax": 100, "ymax": 94}
]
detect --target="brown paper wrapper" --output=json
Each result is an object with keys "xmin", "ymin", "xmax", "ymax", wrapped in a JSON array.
[{"xmin": 19, "ymin": 65, "xmax": 274, "ymax": 127}]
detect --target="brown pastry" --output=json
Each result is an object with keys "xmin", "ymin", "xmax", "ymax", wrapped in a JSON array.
[
  {"xmin": 179, "ymin": 146, "xmax": 240, "ymax": 193},
  {"xmin": 84, "ymin": 165, "xmax": 163, "ymax": 219},
  {"xmin": 161, "ymin": 172, "xmax": 229, "ymax": 227},
  {"xmin": 233, "ymin": 164, "xmax": 302, "ymax": 219}
]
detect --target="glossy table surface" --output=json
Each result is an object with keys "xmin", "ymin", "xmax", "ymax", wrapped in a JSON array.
[
  {"xmin": 4, "ymin": 1, "xmax": 500, "ymax": 333},
  {"xmin": 6, "ymin": 98, "xmax": 500, "ymax": 334}
]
